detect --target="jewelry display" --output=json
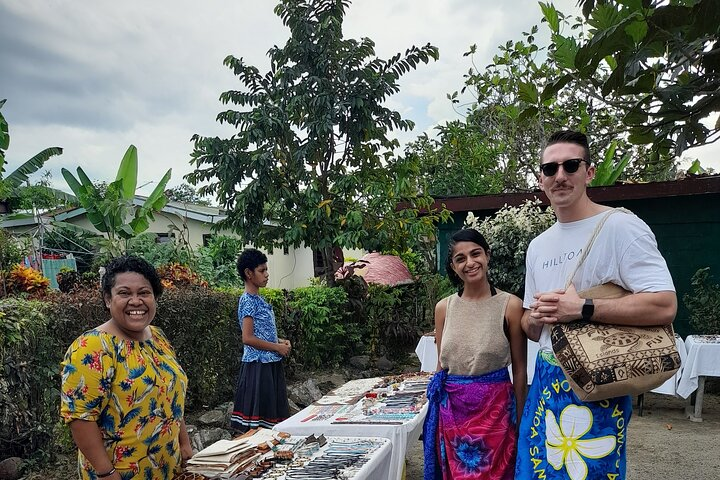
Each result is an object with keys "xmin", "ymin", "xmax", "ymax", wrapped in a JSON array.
[{"xmin": 175, "ymin": 434, "xmax": 389, "ymax": 480}]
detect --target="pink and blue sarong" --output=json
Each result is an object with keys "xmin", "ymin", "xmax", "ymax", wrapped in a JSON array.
[
  {"xmin": 423, "ymin": 368, "xmax": 517, "ymax": 480},
  {"xmin": 515, "ymin": 351, "xmax": 632, "ymax": 480}
]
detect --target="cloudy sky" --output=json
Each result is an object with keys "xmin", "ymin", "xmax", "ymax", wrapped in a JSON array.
[{"xmin": 2, "ymin": 0, "xmax": 717, "ymax": 199}]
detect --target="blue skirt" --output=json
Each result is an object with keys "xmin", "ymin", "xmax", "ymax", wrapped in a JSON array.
[{"xmin": 515, "ymin": 351, "xmax": 632, "ymax": 480}]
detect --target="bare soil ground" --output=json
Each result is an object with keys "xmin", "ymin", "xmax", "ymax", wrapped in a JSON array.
[{"xmin": 404, "ymin": 392, "xmax": 720, "ymax": 479}]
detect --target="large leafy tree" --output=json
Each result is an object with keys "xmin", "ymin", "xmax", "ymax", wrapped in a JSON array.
[
  {"xmin": 415, "ymin": 16, "xmax": 654, "ymax": 196},
  {"xmin": 187, "ymin": 0, "xmax": 447, "ymax": 283},
  {"xmin": 546, "ymin": 0, "xmax": 720, "ymax": 158},
  {"xmin": 453, "ymin": 21, "xmax": 659, "ymax": 190}
]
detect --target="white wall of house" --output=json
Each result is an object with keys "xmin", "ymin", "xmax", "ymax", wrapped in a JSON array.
[{"xmin": 53, "ymin": 207, "xmax": 364, "ymax": 290}]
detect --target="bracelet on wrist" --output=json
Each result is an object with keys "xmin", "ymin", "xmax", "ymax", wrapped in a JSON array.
[{"xmin": 97, "ymin": 467, "xmax": 116, "ymax": 478}]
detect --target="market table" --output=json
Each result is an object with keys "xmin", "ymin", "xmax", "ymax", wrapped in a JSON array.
[
  {"xmin": 274, "ymin": 376, "xmax": 429, "ymax": 480},
  {"xmin": 676, "ymin": 335, "xmax": 720, "ymax": 422}
]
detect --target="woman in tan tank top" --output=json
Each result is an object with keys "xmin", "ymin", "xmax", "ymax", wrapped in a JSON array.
[{"xmin": 423, "ymin": 229, "xmax": 527, "ymax": 479}]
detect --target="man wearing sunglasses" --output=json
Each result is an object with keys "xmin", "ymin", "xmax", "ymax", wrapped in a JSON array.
[{"xmin": 515, "ymin": 130, "xmax": 677, "ymax": 480}]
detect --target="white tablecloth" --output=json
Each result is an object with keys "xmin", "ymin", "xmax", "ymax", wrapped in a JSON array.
[
  {"xmin": 415, "ymin": 335, "xmax": 437, "ymax": 372},
  {"xmin": 651, "ymin": 335, "xmax": 687, "ymax": 396},
  {"xmin": 417, "ymin": 336, "xmax": 540, "ymax": 384},
  {"xmin": 275, "ymin": 403, "xmax": 427, "ymax": 480},
  {"xmin": 677, "ymin": 335, "xmax": 720, "ymax": 398}
]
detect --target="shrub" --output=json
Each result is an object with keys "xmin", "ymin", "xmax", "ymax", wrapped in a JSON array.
[
  {"xmin": 4, "ymin": 264, "xmax": 50, "ymax": 297},
  {"xmin": 258, "ymin": 286, "xmax": 359, "ymax": 370},
  {"xmin": 0, "ymin": 229, "xmax": 26, "ymax": 274},
  {"xmin": 684, "ymin": 267, "xmax": 720, "ymax": 334},
  {"xmin": 195, "ymin": 235, "xmax": 244, "ymax": 288},
  {"xmin": 153, "ymin": 288, "xmax": 240, "ymax": 409},
  {"xmin": 157, "ymin": 263, "xmax": 209, "ymax": 289},
  {"xmin": 0, "ymin": 298, "xmax": 57, "ymax": 459},
  {"xmin": 126, "ymin": 232, "xmax": 195, "ymax": 268},
  {"xmin": 290, "ymin": 286, "xmax": 353, "ymax": 367},
  {"xmin": 367, "ymin": 283, "xmax": 432, "ymax": 359},
  {"xmin": 465, "ymin": 199, "xmax": 555, "ymax": 297}
]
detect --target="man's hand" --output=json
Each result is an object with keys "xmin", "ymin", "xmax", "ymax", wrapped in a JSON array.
[{"xmin": 530, "ymin": 284, "xmax": 584, "ymax": 324}]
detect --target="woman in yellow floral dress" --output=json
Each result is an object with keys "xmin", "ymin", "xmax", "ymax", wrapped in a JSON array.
[{"xmin": 61, "ymin": 256, "xmax": 192, "ymax": 480}]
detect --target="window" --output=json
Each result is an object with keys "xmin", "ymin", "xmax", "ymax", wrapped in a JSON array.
[
  {"xmin": 155, "ymin": 233, "xmax": 172, "ymax": 244},
  {"xmin": 203, "ymin": 234, "xmax": 215, "ymax": 247}
]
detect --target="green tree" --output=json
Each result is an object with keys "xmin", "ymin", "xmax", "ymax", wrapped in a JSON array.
[
  {"xmin": 546, "ymin": 0, "xmax": 719, "ymax": 159},
  {"xmin": 165, "ymin": 183, "xmax": 212, "ymax": 206},
  {"xmin": 187, "ymin": 0, "xmax": 448, "ymax": 284},
  {"xmin": 406, "ymin": 120, "xmax": 506, "ymax": 197},
  {"xmin": 452, "ymin": 21, "xmax": 655, "ymax": 190},
  {"xmin": 0, "ymin": 99, "xmax": 64, "ymax": 215},
  {"xmin": 60, "ymin": 145, "xmax": 171, "ymax": 257}
]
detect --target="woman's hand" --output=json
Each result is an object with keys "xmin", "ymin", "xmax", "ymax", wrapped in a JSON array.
[
  {"xmin": 181, "ymin": 442, "xmax": 193, "ymax": 464},
  {"xmin": 179, "ymin": 419, "xmax": 193, "ymax": 467},
  {"xmin": 275, "ymin": 341, "xmax": 291, "ymax": 357}
]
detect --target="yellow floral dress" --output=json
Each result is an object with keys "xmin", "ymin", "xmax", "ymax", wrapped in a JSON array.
[{"xmin": 61, "ymin": 326, "xmax": 187, "ymax": 480}]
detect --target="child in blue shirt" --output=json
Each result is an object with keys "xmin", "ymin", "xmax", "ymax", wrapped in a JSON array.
[{"xmin": 230, "ymin": 248, "xmax": 291, "ymax": 432}]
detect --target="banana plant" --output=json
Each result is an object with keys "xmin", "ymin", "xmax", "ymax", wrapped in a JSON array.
[
  {"xmin": 590, "ymin": 141, "xmax": 630, "ymax": 187},
  {"xmin": 60, "ymin": 145, "xmax": 171, "ymax": 256},
  {"xmin": 1, "ymin": 99, "xmax": 64, "ymax": 215}
]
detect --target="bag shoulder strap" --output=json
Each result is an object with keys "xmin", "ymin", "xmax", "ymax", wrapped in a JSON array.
[{"xmin": 564, "ymin": 207, "xmax": 632, "ymax": 289}]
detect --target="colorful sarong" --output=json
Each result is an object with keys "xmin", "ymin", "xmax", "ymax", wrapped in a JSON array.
[
  {"xmin": 423, "ymin": 368, "xmax": 517, "ymax": 480},
  {"xmin": 516, "ymin": 351, "xmax": 632, "ymax": 480}
]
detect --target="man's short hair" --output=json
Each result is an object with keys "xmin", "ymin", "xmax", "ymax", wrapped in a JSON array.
[{"xmin": 544, "ymin": 130, "xmax": 591, "ymax": 163}]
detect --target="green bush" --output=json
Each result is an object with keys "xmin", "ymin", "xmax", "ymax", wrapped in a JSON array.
[
  {"xmin": 153, "ymin": 288, "xmax": 241, "ymax": 409},
  {"xmin": 0, "ymin": 229, "xmax": 26, "ymax": 270},
  {"xmin": 684, "ymin": 267, "xmax": 720, "ymax": 334},
  {"xmin": 262, "ymin": 286, "xmax": 362, "ymax": 369},
  {"xmin": 195, "ymin": 235, "xmax": 245, "ymax": 288},
  {"xmin": 0, "ymin": 298, "xmax": 58, "ymax": 459},
  {"xmin": 126, "ymin": 232, "xmax": 195, "ymax": 268}
]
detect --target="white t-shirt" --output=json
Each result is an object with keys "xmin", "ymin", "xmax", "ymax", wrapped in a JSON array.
[{"xmin": 523, "ymin": 209, "xmax": 675, "ymax": 352}]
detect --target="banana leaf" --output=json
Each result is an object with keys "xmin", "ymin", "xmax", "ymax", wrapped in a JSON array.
[
  {"xmin": 5, "ymin": 147, "xmax": 63, "ymax": 187},
  {"xmin": 116, "ymin": 145, "xmax": 138, "ymax": 201}
]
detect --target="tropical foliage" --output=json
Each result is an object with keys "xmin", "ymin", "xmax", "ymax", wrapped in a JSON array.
[
  {"xmin": 61, "ymin": 145, "xmax": 171, "ymax": 257},
  {"xmin": 566, "ymin": 0, "xmax": 720, "ymax": 157}
]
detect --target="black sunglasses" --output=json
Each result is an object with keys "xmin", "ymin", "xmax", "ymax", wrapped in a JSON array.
[{"xmin": 539, "ymin": 158, "xmax": 588, "ymax": 176}]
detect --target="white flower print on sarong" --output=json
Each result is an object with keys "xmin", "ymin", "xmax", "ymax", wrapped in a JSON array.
[{"xmin": 545, "ymin": 405, "xmax": 617, "ymax": 480}]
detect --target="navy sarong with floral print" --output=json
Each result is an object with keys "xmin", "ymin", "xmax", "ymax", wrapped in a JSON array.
[
  {"xmin": 515, "ymin": 351, "xmax": 632, "ymax": 480},
  {"xmin": 423, "ymin": 368, "xmax": 517, "ymax": 479}
]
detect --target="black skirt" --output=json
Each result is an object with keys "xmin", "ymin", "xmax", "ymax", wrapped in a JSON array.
[{"xmin": 230, "ymin": 360, "xmax": 289, "ymax": 432}]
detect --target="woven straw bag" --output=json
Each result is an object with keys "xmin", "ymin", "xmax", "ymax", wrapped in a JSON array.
[{"xmin": 550, "ymin": 208, "xmax": 681, "ymax": 402}]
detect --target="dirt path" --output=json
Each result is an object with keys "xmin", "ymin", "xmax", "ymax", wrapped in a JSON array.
[{"xmin": 405, "ymin": 392, "xmax": 720, "ymax": 479}]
